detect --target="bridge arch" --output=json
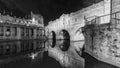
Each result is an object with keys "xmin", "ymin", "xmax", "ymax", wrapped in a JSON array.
[
  {"xmin": 59, "ymin": 29, "xmax": 70, "ymax": 40},
  {"xmin": 59, "ymin": 29, "xmax": 70, "ymax": 51},
  {"xmin": 49, "ymin": 31, "xmax": 56, "ymax": 48}
]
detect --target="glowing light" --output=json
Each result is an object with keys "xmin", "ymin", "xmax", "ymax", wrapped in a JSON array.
[
  {"xmin": 48, "ymin": 48, "xmax": 70, "ymax": 67},
  {"xmin": 29, "ymin": 53, "xmax": 38, "ymax": 59}
]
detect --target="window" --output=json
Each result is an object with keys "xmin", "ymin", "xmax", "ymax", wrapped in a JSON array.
[
  {"xmin": 0, "ymin": 26, "xmax": 4, "ymax": 36},
  {"xmin": 36, "ymin": 29, "xmax": 39, "ymax": 37},
  {"xmin": 30, "ymin": 28, "xmax": 34, "ymax": 36},
  {"xmin": 42, "ymin": 29, "xmax": 45, "ymax": 36},
  {"xmin": 39, "ymin": 29, "xmax": 42, "ymax": 36},
  {"xmin": 6, "ymin": 27, "xmax": 11, "ymax": 36},
  {"xmin": 26, "ymin": 28, "xmax": 29, "ymax": 37},
  {"xmin": 12, "ymin": 27, "xmax": 17, "ymax": 36},
  {"xmin": 21, "ymin": 27, "xmax": 25, "ymax": 36}
]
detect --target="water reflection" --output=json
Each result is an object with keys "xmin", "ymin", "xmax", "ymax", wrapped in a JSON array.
[
  {"xmin": 0, "ymin": 38, "xmax": 119, "ymax": 68},
  {"xmin": 0, "ymin": 40, "xmax": 65, "ymax": 68},
  {"xmin": 0, "ymin": 40, "xmax": 44, "ymax": 57},
  {"xmin": 0, "ymin": 51, "xmax": 64, "ymax": 68},
  {"xmin": 51, "ymin": 39, "xmax": 119, "ymax": 68},
  {"xmin": 48, "ymin": 39, "xmax": 84, "ymax": 68},
  {"xmin": 59, "ymin": 39, "xmax": 70, "ymax": 51}
]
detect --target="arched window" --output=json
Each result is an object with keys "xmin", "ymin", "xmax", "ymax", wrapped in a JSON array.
[{"xmin": 6, "ymin": 27, "xmax": 11, "ymax": 36}]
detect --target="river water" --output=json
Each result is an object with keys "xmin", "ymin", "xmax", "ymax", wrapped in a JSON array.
[{"xmin": 0, "ymin": 39, "xmax": 119, "ymax": 68}]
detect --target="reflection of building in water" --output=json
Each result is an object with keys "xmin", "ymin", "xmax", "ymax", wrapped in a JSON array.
[
  {"xmin": 0, "ymin": 40, "xmax": 45, "ymax": 65},
  {"xmin": 0, "ymin": 40, "xmax": 44, "ymax": 57}
]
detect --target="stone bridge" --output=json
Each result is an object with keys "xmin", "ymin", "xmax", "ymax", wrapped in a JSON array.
[
  {"xmin": 45, "ymin": 0, "xmax": 111, "ymax": 50},
  {"xmin": 45, "ymin": 0, "xmax": 120, "ymax": 67}
]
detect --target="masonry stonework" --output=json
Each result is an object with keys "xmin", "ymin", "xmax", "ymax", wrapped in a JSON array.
[{"xmin": 46, "ymin": 0, "xmax": 111, "ymax": 41}]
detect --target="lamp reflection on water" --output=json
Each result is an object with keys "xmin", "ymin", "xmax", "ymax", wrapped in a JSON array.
[{"xmin": 28, "ymin": 52, "xmax": 38, "ymax": 60}]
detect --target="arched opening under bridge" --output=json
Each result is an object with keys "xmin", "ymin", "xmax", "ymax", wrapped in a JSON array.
[
  {"xmin": 59, "ymin": 30, "xmax": 70, "ymax": 51},
  {"xmin": 49, "ymin": 31, "xmax": 56, "ymax": 48}
]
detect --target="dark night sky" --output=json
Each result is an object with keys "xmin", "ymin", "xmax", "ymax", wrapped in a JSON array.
[{"xmin": 0, "ymin": 0, "xmax": 102, "ymax": 25}]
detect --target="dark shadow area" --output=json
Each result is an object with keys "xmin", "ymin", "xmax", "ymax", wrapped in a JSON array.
[
  {"xmin": 59, "ymin": 39, "xmax": 70, "ymax": 52},
  {"xmin": 83, "ymin": 52, "xmax": 118, "ymax": 68},
  {"xmin": 0, "ymin": 40, "xmax": 44, "ymax": 59},
  {"xmin": 61, "ymin": 30, "xmax": 70, "ymax": 40},
  {"xmin": 50, "ymin": 31, "xmax": 56, "ymax": 48},
  {"xmin": 0, "ymin": 51, "xmax": 65, "ymax": 68},
  {"xmin": 81, "ymin": 44, "xmax": 85, "ymax": 57},
  {"xmin": 59, "ymin": 30, "xmax": 70, "ymax": 51}
]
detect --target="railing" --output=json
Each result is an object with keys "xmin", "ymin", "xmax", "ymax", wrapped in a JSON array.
[
  {"xmin": 111, "ymin": 11, "xmax": 120, "ymax": 25},
  {"xmin": 85, "ymin": 11, "xmax": 120, "ymax": 26}
]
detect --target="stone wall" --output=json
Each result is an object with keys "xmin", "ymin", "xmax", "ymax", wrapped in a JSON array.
[
  {"xmin": 70, "ymin": 0, "xmax": 110, "ymax": 26},
  {"xmin": 82, "ymin": 23, "xmax": 120, "ymax": 66},
  {"xmin": 67, "ymin": 0, "xmax": 110, "ymax": 41},
  {"xmin": 112, "ymin": 0, "xmax": 120, "ymax": 13}
]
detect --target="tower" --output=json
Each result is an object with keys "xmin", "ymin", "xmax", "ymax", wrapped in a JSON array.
[{"xmin": 30, "ymin": 11, "xmax": 44, "ymax": 26}]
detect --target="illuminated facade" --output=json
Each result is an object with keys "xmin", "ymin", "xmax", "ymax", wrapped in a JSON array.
[
  {"xmin": 46, "ymin": 0, "xmax": 110, "ymax": 41},
  {"xmin": 0, "ymin": 12, "xmax": 44, "ymax": 40}
]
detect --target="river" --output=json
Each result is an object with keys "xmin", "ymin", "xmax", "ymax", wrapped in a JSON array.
[{"xmin": 0, "ymin": 39, "xmax": 118, "ymax": 68}]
